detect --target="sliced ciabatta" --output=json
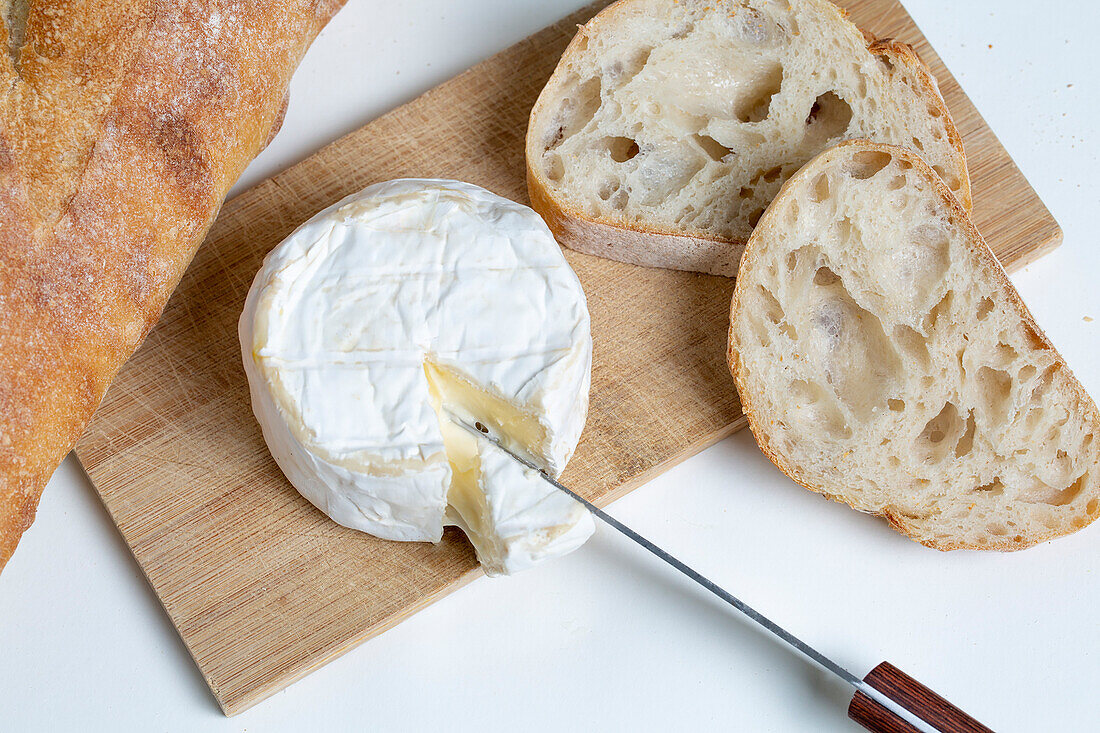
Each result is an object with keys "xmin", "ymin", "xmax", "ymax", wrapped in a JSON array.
[
  {"xmin": 526, "ymin": 0, "xmax": 969, "ymax": 277},
  {"xmin": 728, "ymin": 141, "xmax": 1099, "ymax": 550}
]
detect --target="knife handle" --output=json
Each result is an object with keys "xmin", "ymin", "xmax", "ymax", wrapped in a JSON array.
[{"xmin": 848, "ymin": 661, "xmax": 994, "ymax": 733}]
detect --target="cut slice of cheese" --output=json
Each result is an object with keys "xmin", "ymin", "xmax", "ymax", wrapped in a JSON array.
[
  {"xmin": 425, "ymin": 362, "xmax": 592, "ymax": 574},
  {"xmin": 239, "ymin": 179, "xmax": 594, "ymax": 574}
]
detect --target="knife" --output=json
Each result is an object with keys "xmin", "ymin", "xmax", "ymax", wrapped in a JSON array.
[{"xmin": 453, "ymin": 417, "xmax": 993, "ymax": 733}]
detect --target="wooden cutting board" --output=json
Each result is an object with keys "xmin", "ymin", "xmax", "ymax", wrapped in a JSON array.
[{"xmin": 75, "ymin": 0, "xmax": 1061, "ymax": 716}]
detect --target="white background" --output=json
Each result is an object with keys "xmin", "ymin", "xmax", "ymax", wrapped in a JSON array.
[{"xmin": 2, "ymin": 1, "xmax": 1098, "ymax": 730}]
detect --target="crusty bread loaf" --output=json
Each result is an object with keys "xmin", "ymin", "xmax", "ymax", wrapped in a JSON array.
[
  {"xmin": 728, "ymin": 140, "xmax": 1099, "ymax": 550},
  {"xmin": 526, "ymin": 0, "xmax": 969, "ymax": 277},
  {"xmin": 0, "ymin": 0, "xmax": 345, "ymax": 572}
]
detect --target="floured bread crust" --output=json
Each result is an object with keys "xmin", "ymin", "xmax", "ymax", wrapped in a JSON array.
[{"xmin": 0, "ymin": 0, "xmax": 345, "ymax": 571}]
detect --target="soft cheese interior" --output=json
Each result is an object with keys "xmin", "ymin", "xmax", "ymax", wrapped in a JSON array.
[
  {"xmin": 239, "ymin": 179, "xmax": 594, "ymax": 575},
  {"xmin": 426, "ymin": 362, "xmax": 593, "ymax": 574}
]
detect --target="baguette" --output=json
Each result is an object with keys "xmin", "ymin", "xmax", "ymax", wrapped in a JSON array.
[
  {"xmin": 728, "ymin": 141, "xmax": 1099, "ymax": 550},
  {"xmin": 526, "ymin": 0, "xmax": 969, "ymax": 276},
  {"xmin": 0, "ymin": 0, "xmax": 345, "ymax": 572}
]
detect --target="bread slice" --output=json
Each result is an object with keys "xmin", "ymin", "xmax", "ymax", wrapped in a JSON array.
[
  {"xmin": 728, "ymin": 140, "xmax": 1099, "ymax": 550},
  {"xmin": 526, "ymin": 0, "xmax": 969, "ymax": 277}
]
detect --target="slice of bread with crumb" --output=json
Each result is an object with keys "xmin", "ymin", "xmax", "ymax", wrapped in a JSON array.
[
  {"xmin": 728, "ymin": 140, "xmax": 1099, "ymax": 550},
  {"xmin": 527, "ymin": 0, "xmax": 969, "ymax": 277}
]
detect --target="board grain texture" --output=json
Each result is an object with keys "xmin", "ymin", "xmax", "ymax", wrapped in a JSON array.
[{"xmin": 75, "ymin": 0, "xmax": 1061, "ymax": 716}]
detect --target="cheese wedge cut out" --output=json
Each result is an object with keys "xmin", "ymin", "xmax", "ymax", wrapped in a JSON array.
[{"xmin": 239, "ymin": 179, "xmax": 594, "ymax": 575}]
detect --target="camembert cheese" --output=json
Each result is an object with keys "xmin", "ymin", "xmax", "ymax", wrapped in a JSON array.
[{"xmin": 239, "ymin": 179, "xmax": 594, "ymax": 575}]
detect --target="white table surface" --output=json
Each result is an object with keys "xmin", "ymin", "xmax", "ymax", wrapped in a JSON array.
[{"xmin": 2, "ymin": 1, "xmax": 1098, "ymax": 730}]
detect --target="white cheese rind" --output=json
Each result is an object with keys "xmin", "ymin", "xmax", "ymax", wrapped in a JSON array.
[{"xmin": 239, "ymin": 179, "xmax": 594, "ymax": 569}]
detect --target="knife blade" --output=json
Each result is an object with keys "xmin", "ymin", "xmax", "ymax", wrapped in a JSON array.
[{"xmin": 451, "ymin": 416, "xmax": 992, "ymax": 733}]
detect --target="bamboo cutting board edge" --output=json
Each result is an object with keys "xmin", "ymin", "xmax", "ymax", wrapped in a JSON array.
[
  {"xmin": 75, "ymin": 0, "xmax": 1061, "ymax": 716},
  {"xmin": 218, "ymin": 414, "xmax": 752, "ymax": 714}
]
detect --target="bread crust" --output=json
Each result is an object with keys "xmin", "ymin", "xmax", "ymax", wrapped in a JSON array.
[
  {"xmin": 866, "ymin": 37, "xmax": 971, "ymax": 208},
  {"xmin": 0, "ymin": 0, "xmax": 346, "ymax": 572},
  {"xmin": 527, "ymin": 166, "xmax": 746, "ymax": 276},
  {"xmin": 727, "ymin": 140, "xmax": 1099, "ymax": 551},
  {"xmin": 526, "ymin": 0, "xmax": 970, "ymax": 277}
]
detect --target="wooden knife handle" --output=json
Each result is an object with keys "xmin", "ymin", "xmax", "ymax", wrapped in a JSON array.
[{"xmin": 848, "ymin": 661, "xmax": 994, "ymax": 733}]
